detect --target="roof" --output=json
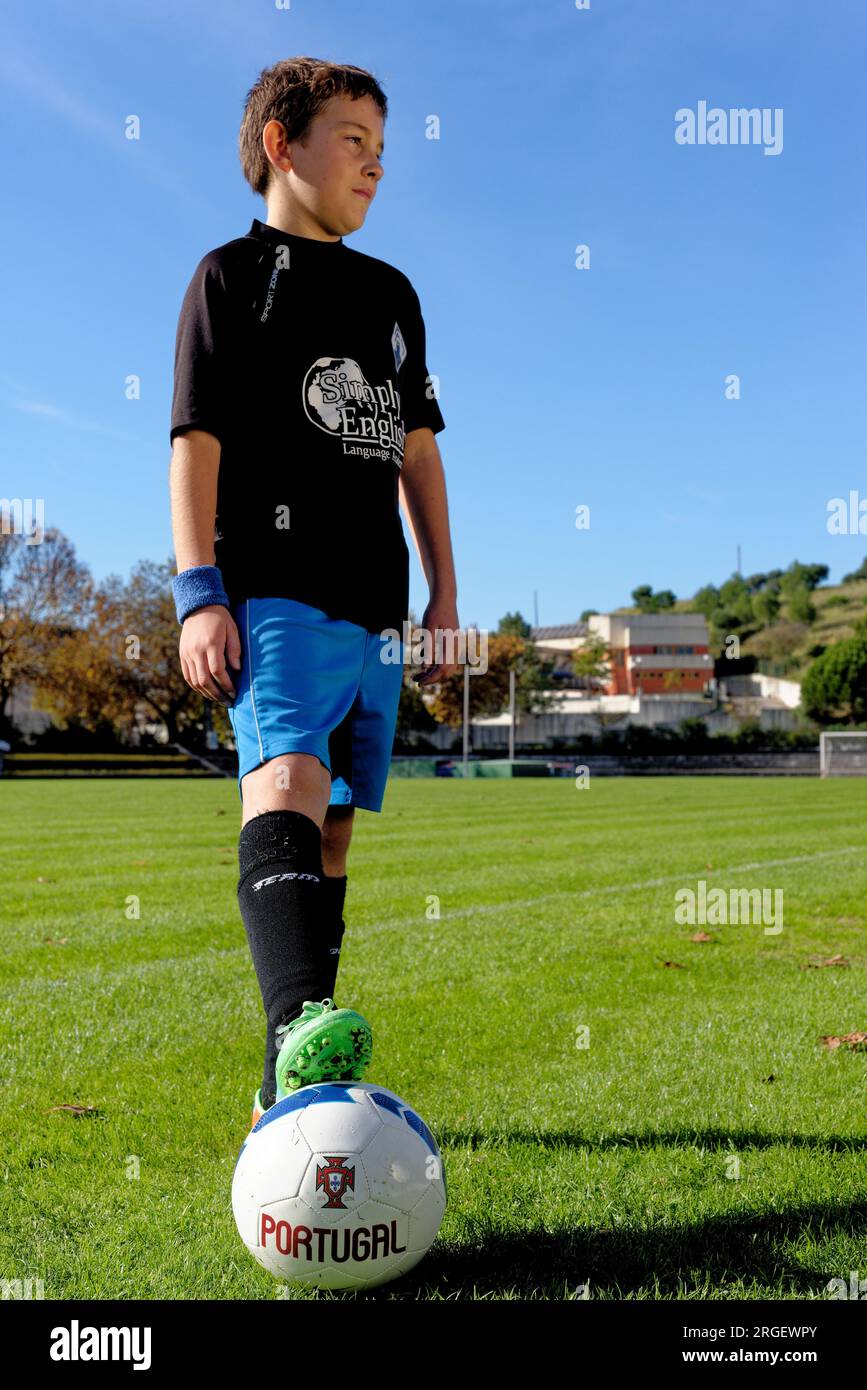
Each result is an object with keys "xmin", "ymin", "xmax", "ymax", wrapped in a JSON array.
[{"xmin": 530, "ymin": 622, "xmax": 589, "ymax": 639}]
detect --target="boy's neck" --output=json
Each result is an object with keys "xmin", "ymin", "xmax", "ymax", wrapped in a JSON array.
[{"xmin": 263, "ymin": 195, "xmax": 342, "ymax": 243}]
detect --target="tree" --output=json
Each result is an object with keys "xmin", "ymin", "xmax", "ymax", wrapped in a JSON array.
[
  {"xmin": 751, "ymin": 587, "xmax": 781, "ymax": 627},
  {"xmin": 745, "ymin": 572, "xmax": 769, "ymax": 593},
  {"xmin": 842, "ymin": 557, "xmax": 867, "ymax": 584},
  {"xmin": 631, "ymin": 585, "xmax": 677, "ymax": 613},
  {"xmin": 691, "ymin": 584, "xmax": 720, "ymax": 619},
  {"xmin": 779, "ymin": 566, "xmax": 816, "ymax": 625},
  {"xmin": 801, "ymin": 638, "xmax": 867, "ymax": 724},
  {"xmin": 33, "ymin": 556, "xmax": 208, "ymax": 744},
  {"xmin": 764, "ymin": 561, "xmax": 824, "ymax": 628},
  {"xmin": 579, "ymin": 608, "xmax": 599, "ymax": 623},
  {"xmin": 424, "ymin": 631, "xmax": 563, "ymax": 730},
  {"xmin": 718, "ymin": 574, "xmax": 754, "ymax": 622},
  {"xmin": 0, "ymin": 527, "xmax": 91, "ymax": 741},
  {"xmin": 108, "ymin": 557, "xmax": 212, "ymax": 744},
  {"xmin": 784, "ymin": 586, "xmax": 817, "ymax": 625},
  {"xmin": 704, "ymin": 573, "xmax": 757, "ymax": 649},
  {"xmin": 497, "ymin": 611, "xmax": 532, "ymax": 638},
  {"xmin": 571, "ymin": 635, "xmax": 611, "ymax": 692},
  {"xmin": 788, "ymin": 560, "xmax": 829, "ymax": 591}
]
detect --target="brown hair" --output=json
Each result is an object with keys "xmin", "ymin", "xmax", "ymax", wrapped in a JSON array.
[{"xmin": 239, "ymin": 56, "xmax": 388, "ymax": 198}]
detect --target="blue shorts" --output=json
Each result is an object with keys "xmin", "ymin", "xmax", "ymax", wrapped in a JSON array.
[{"xmin": 226, "ymin": 597, "xmax": 404, "ymax": 814}]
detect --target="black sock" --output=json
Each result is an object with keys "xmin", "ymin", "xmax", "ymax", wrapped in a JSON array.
[
  {"xmin": 259, "ymin": 871, "xmax": 348, "ymax": 1108},
  {"xmin": 237, "ymin": 810, "xmax": 329, "ymax": 1105},
  {"xmin": 320, "ymin": 873, "xmax": 348, "ymax": 999}
]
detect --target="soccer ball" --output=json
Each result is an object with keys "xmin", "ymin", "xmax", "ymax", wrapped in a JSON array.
[{"xmin": 231, "ymin": 1081, "xmax": 447, "ymax": 1290}]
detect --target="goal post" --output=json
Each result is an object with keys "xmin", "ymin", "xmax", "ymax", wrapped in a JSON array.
[{"xmin": 819, "ymin": 731, "xmax": 867, "ymax": 777}]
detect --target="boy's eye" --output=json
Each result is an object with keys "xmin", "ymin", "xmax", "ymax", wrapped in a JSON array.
[{"xmin": 346, "ymin": 134, "xmax": 383, "ymax": 159}]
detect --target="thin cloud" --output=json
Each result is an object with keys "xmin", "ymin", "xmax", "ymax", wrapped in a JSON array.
[
  {"xmin": 0, "ymin": 31, "xmax": 217, "ymax": 217},
  {"xmin": 15, "ymin": 398, "xmax": 136, "ymax": 441}
]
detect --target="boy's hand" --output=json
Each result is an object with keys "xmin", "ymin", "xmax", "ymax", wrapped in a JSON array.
[
  {"xmin": 179, "ymin": 605, "xmax": 242, "ymax": 704},
  {"xmin": 412, "ymin": 599, "xmax": 461, "ymax": 686}
]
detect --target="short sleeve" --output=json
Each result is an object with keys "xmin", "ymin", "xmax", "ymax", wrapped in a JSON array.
[
  {"xmin": 169, "ymin": 256, "xmax": 234, "ymax": 446},
  {"xmin": 399, "ymin": 284, "xmax": 445, "ymax": 437}
]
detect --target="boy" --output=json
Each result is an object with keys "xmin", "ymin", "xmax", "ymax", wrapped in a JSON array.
[{"xmin": 168, "ymin": 58, "xmax": 458, "ymax": 1132}]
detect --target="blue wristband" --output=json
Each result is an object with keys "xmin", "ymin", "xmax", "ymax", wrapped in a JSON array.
[{"xmin": 172, "ymin": 564, "xmax": 231, "ymax": 624}]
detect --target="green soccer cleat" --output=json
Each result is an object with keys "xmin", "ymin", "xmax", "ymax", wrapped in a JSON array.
[{"xmin": 274, "ymin": 998, "xmax": 373, "ymax": 1099}]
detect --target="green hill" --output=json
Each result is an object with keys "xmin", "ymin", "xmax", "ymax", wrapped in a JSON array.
[{"xmin": 609, "ymin": 573, "xmax": 867, "ymax": 681}]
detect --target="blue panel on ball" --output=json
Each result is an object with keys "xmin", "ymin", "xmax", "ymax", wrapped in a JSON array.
[
  {"xmin": 252, "ymin": 1084, "xmax": 359, "ymax": 1134},
  {"xmin": 306, "ymin": 1083, "xmax": 358, "ymax": 1106},
  {"xmin": 369, "ymin": 1090, "xmax": 403, "ymax": 1119},
  {"xmin": 401, "ymin": 1106, "xmax": 440, "ymax": 1158},
  {"xmin": 370, "ymin": 1092, "xmax": 440, "ymax": 1158}
]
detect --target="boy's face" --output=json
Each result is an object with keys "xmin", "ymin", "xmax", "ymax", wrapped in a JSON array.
[{"xmin": 264, "ymin": 92, "xmax": 385, "ymax": 236}]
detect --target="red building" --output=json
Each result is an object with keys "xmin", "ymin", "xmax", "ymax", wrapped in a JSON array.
[{"xmin": 587, "ymin": 613, "xmax": 713, "ymax": 696}]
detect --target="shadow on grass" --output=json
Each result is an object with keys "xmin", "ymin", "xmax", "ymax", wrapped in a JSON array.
[
  {"xmin": 326, "ymin": 1193, "xmax": 867, "ymax": 1300},
  {"xmin": 315, "ymin": 1125, "xmax": 864, "ymax": 1299},
  {"xmin": 437, "ymin": 1126, "xmax": 867, "ymax": 1153}
]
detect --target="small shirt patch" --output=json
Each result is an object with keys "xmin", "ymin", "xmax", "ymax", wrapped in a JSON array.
[{"xmin": 391, "ymin": 321, "xmax": 407, "ymax": 374}]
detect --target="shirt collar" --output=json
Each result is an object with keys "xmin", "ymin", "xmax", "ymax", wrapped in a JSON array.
[{"xmin": 247, "ymin": 217, "xmax": 345, "ymax": 250}]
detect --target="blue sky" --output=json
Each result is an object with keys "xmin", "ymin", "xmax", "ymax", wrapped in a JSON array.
[{"xmin": 2, "ymin": 0, "xmax": 865, "ymax": 632}]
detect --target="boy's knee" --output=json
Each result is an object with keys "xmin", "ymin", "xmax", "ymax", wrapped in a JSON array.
[{"xmin": 241, "ymin": 752, "xmax": 331, "ymax": 827}]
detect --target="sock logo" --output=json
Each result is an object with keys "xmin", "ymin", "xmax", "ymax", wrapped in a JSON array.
[{"xmin": 252, "ymin": 872, "xmax": 321, "ymax": 892}]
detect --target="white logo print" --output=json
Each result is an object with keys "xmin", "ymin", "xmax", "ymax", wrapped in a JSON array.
[
  {"xmin": 391, "ymin": 321, "xmax": 407, "ymax": 373},
  {"xmin": 252, "ymin": 872, "xmax": 321, "ymax": 891},
  {"xmin": 302, "ymin": 357, "xmax": 405, "ymax": 466},
  {"xmin": 259, "ymin": 265, "xmax": 282, "ymax": 322}
]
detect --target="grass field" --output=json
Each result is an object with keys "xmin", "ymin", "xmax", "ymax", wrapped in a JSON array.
[{"xmin": 1, "ymin": 775, "xmax": 865, "ymax": 1301}]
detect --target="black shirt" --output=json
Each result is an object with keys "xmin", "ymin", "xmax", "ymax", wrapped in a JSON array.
[{"xmin": 170, "ymin": 217, "xmax": 445, "ymax": 634}]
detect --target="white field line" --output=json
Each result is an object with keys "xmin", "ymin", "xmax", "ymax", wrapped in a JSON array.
[
  {"xmin": 0, "ymin": 947, "xmax": 246, "ymax": 1004},
  {"xmin": 3, "ymin": 848, "xmax": 862, "ymax": 1000},
  {"xmin": 359, "ymin": 845, "xmax": 866, "ymax": 930}
]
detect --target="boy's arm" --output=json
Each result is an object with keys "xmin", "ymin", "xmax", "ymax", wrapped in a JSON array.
[
  {"xmin": 399, "ymin": 426, "xmax": 459, "ymax": 683},
  {"xmin": 168, "ymin": 257, "xmax": 240, "ymax": 702},
  {"xmin": 169, "ymin": 428, "xmax": 240, "ymax": 703},
  {"xmin": 399, "ymin": 427, "xmax": 457, "ymax": 601},
  {"xmin": 169, "ymin": 429, "xmax": 221, "ymax": 571},
  {"xmin": 169, "ymin": 254, "xmax": 233, "ymax": 585}
]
